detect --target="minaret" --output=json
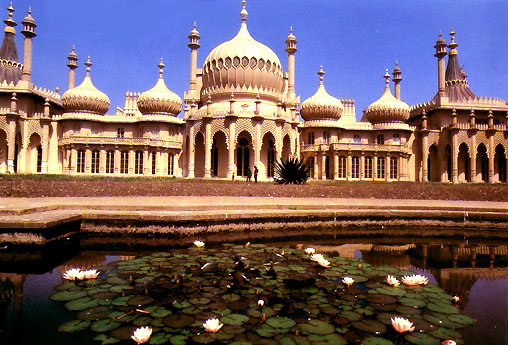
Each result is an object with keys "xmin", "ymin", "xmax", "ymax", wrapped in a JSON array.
[
  {"xmin": 285, "ymin": 26, "xmax": 297, "ymax": 104},
  {"xmin": 186, "ymin": 22, "xmax": 200, "ymax": 101},
  {"xmin": 67, "ymin": 46, "xmax": 78, "ymax": 89},
  {"xmin": 434, "ymin": 31, "xmax": 447, "ymax": 98},
  {"xmin": 21, "ymin": 6, "xmax": 36, "ymax": 84},
  {"xmin": 392, "ymin": 61, "xmax": 401, "ymax": 100}
]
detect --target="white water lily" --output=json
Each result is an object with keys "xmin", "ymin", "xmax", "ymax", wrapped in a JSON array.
[
  {"xmin": 342, "ymin": 277, "xmax": 354, "ymax": 288},
  {"xmin": 401, "ymin": 274, "xmax": 429, "ymax": 286},
  {"xmin": 441, "ymin": 340, "xmax": 457, "ymax": 345},
  {"xmin": 304, "ymin": 247, "xmax": 316, "ymax": 255},
  {"xmin": 258, "ymin": 299, "xmax": 264, "ymax": 306},
  {"xmin": 386, "ymin": 275, "xmax": 400, "ymax": 287},
  {"xmin": 203, "ymin": 318, "xmax": 223, "ymax": 332},
  {"xmin": 131, "ymin": 326, "xmax": 152, "ymax": 344},
  {"xmin": 391, "ymin": 316, "xmax": 415, "ymax": 333},
  {"xmin": 316, "ymin": 257, "xmax": 331, "ymax": 268},
  {"xmin": 75, "ymin": 270, "xmax": 86, "ymax": 280},
  {"xmin": 310, "ymin": 253, "xmax": 325, "ymax": 262},
  {"xmin": 451, "ymin": 296, "xmax": 460, "ymax": 303},
  {"xmin": 193, "ymin": 240, "xmax": 205, "ymax": 248},
  {"xmin": 63, "ymin": 268, "xmax": 81, "ymax": 281},
  {"xmin": 82, "ymin": 269, "xmax": 100, "ymax": 279}
]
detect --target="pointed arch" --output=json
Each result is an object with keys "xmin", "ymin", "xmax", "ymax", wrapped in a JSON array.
[
  {"xmin": 477, "ymin": 143, "xmax": 488, "ymax": 182},
  {"xmin": 495, "ymin": 144, "xmax": 506, "ymax": 183},
  {"xmin": 261, "ymin": 132, "xmax": 276, "ymax": 178},
  {"xmin": 236, "ymin": 130, "xmax": 253, "ymax": 177},
  {"xmin": 0, "ymin": 129, "xmax": 7, "ymax": 173},
  {"xmin": 27, "ymin": 133, "xmax": 42, "ymax": 173},
  {"xmin": 211, "ymin": 130, "xmax": 228, "ymax": 177},
  {"xmin": 458, "ymin": 143, "xmax": 470, "ymax": 182},
  {"xmin": 194, "ymin": 131, "xmax": 205, "ymax": 177},
  {"xmin": 427, "ymin": 144, "xmax": 440, "ymax": 182}
]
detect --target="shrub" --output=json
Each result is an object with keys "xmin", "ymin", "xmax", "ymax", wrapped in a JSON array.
[{"xmin": 273, "ymin": 156, "xmax": 311, "ymax": 184}]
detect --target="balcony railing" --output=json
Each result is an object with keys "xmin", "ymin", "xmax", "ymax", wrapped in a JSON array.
[
  {"xmin": 301, "ymin": 143, "xmax": 409, "ymax": 153},
  {"xmin": 58, "ymin": 136, "xmax": 182, "ymax": 149}
]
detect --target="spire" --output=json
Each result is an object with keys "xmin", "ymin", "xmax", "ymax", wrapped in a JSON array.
[
  {"xmin": 21, "ymin": 6, "xmax": 36, "ymax": 37},
  {"xmin": 158, "ymin": 57, "xmax": 165, "ymax": 78},
  {"xmin": 392, "ymin": 61, "xmax": 402, "ymax": 100},
  {"xmin": 85, "ymin": 56, "xmax": 92, "ymax": 77},
  {"xmin": 3, "ymin": 2, "xmax": 15, "ymax": 33},
  {"xmin": 188, "ymin": 21, "xmax": 200, "ymax": 49},
  {"xmin": 384, "ymin": 68, "xmax": 390, "ymax": 88},
  {"xmin": 443, "ymin": 29, "xmax": 476, "ymax": 101},
  {"xmin": 285, "ymin": 26, "xmax": 297, "ymax": 53},
  {"xmin": 318, "ymin": 65, "xmax": 325, "ymax": 85},
  {"xmin": 240, "ymin": 0, "xmax": 248, "ymax": 23},
  {"xmin": 0, "ymin": 2, "xmax": 21, "ymax": 84}
]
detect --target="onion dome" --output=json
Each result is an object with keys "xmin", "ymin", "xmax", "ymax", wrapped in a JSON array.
[
  {"xmin": 137, "ymin": 58, "xmax": 183, "ymax": 116},
  {"xmin": 300, "ymin": 66, "xmax": 343, "ymax": 121},
  {"xmin": 364, "ymin": 69, "xmax": 410, "ymax": 124},
  {"xmin": 62, "ymin": 57, "xmax": 110, "ymax": 115},
  {"xmin": 201, "ymin": 0, "xmax": 284, "ymax": 100}
]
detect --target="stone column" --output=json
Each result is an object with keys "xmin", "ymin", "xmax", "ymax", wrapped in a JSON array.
[
  {"xmin": 488, "ymin": 134, "xmax": 495, "ymax": 182},
  {"xmin": 360, "ymin": 152, "xmax": 365, "ymax": 180},
  {"xmin": 452, "ymin": 131, "xmax": 458, "ymax": 183},
  {"xmin": 70, "ymin": 146, "xmax": 77, "ymax": 174},
  {"xmin": 373, "ymin": 153, "xmax": 378, "ymax": 179},
  {"xmin": 346, "ymin": 153, "xmax": 352, "ymax": 181},
  {"xmin": 386, "ymin": 153, "xmax": 391, "ymax": 181},
  {"xmin": 40, "ymin": 123, "xmax": 49, "ymax": 173},
  {"xmin": 333, "ymin": 152, "xmax": 339, "ymax": 180},
  {"xmin": 114, "ymin": 148, "xmax": 120, "ymax": 174},
  {"xmin": 204, "ymin": 120, "xmax": 211, "ymax": 178},
  {"xmin": 7, "ymin": 120, "xmax": 16, "ymax": 173},
  {"xmin": 143, "ymin": 150, "xmax": 149, "ymax": 175},
  {"xmin": 129, "ymin": 149, "xmax": 135, "ymax": 175},
  {"xmin": 228, "ymin": 121, "xmax": 236, "ymax": 179},
  {"xmin": 321, "ymin": 152, "xmax": 326, "ymax": 180},
  {"xmin": 470, "ymin": 135, "xmax": 476, "ymax": 182},
  {"xmin": 100, "ymin": 149, "xmax": 106, "ymax": 174},
  {"xmin": 188, "ymin": 125, "xmax": 195, "ymax": 178},
  {"xmin": 313, "ymin": 152, "xmax": 318, "ymax": 179},
  {"xmin": 422, "ymin": 134, "xmax": 429, "ymax": 182},
  {"xmin": 156, "ymin": 150, "xmax": 162, "ymax": 176}
]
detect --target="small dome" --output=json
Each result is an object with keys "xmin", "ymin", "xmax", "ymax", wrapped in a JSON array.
[
  {"xmin": 62, "ymin": 57, "xmax": 110, "ymax": 115},
  {"xmin": 201, "ymin": 1, "xmax": 284, "ymax": 101},
  {"xmin": 22, "ymin": 7, "xmax": 35, "ymax": 25},
  {"xmin": 137, "ymin": 59, "xmax": 182, "ymax": 116},
  {"xmin": 300, "ymin": 66, "xmax": 343, "ymax": 121},
  {"xmin": 364, "ymin": 70, "xmax": 409, "ymax": 124}
]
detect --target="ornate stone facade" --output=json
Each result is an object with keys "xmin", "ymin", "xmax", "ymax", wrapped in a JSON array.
[{"xmin": 0, "ymin": 3, "xmax": 506, "ymax": 183}]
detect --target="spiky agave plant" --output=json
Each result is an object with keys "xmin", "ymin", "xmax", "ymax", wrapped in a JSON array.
[{"xmin": 273, "ymin": 156, "xmax": 311, "ymax": 184}]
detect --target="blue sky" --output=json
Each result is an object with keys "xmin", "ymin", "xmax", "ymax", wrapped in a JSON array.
[{"xmin": 9, "ymin": 0, "xmax": 508, "ymax": 119}]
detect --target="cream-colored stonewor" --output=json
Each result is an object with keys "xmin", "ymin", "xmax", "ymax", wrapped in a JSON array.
[{"xmin": 0, "ymin": 3, "xmax": 506, "ymax": 183}]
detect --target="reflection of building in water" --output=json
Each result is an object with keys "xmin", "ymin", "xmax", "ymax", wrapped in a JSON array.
[
  {"xmin": 0, "ymin": 273, "xmax": 25, "ymax": 343},
  {"xmin": 57, "ymin": 253, "xmax": 106, "ymax": 274}
]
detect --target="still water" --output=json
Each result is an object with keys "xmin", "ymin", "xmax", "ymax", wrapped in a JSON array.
[{"xmin": 0, "ymin": 234, "xmax": 507, "ymax": 345}]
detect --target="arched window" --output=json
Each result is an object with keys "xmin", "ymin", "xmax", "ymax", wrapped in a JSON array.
[
  {"xmin": 308, "ymin": 132, "xmax": 315, "ymax": 145},
  {"xmin": 168, "ymin": 153, "xmax": 174, "ymax": 176},
  {"xmin": 377, "ymin": 157, "xmax": 385, "ymax": 179},
  {"xmin": 77, "ymin": 149, "xmax": 85, "ymax": 173},
  {"xmin": 339, "ymin": 155, "xmax": 347, "ymax": 178},
  {"xmin": 152, "ymin": 152, "xmax": 157, "ymax": 175},
  {"xmin": 236, "ymin": 137, "xmax": 250, "ymax": 177},
  {"xmin": 120, "ymin": 150, "xmax": 129, "ymax": 174},
  {"xmin": 106, "ymin": 150, "xmax": 114, "ymax": 174},
  {"xmin": 267, "ymin": 140, "xmax": 275, "ymax": 177},
  {"xmin": 390, "ymin": 157, "xmax": 398, "ymax": 179},
  {"xmin": 393, "ymin": 134, "xmax": 400, "ymax": 145},
  {"xmin": 117, "ymin": 128, "xmax": 124, "ymax": 138},
  {"xmin": 353, "ymin": 134, "xmax": 360, "ymax": 144},
  {"xmin": 377, "ymin": 134, "xmax": 384, "ymax": 145},
  {"xmin": 364, "ymin": 156, "xmax": 373, "ymax": 179},
  {"xmin": 36, "ymin": 146, "xmax": 42, "ymax": 173},
  {"xmin": 323, "ymin": 131, "xmax": 330, "ymax": 144},
  {"xmin": 91, "ymin": 150, "xmax": 100, "ymax": 173},
  {"xmin": 352, "ymin": 156, "xmax": 360, "ymax": 179},
  {"xmin": 135, "ymin": 151, "xmax": 143, "ymax": 174}
]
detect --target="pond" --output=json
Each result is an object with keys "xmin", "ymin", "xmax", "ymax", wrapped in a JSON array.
[{"xmin": 0, "ymin": 232, "xmax": 507, "ymax": 345}]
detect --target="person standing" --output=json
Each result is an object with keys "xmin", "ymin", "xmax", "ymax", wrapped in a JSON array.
[
  {"xmin": 246, "ymin": 167, "xmax": 252, "ymax": 182},
  {"xmin": 254, "ymin": 166, "xmax": 259, "ymax": 183}
]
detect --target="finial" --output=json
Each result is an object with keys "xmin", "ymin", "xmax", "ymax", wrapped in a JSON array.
[
  {"xmin": 439, "ymin": 31, "xmax": 442, "ymax": 38},
  {"xmin": 318, "ymin": 65, "xmax": 324, "ymax": 84},
  {"xmin": 290, "ymin": 26, "xmax": 293, "ymax": 34},
  {"xmin": 240, "ymin": 0, "xmax": 248, "ymax": 23},
  {"xmin": 395, "ymin": 60, "xmax": 399, "ymax": 67},
  {"xmin": 384, "ymin": 69, "xmax": 390, "ymax": 86},
  {"xmin": 193, "ymin": 21, "xmax": 196, "ymax": 30},
  {"xmin": 28, "ymin": 6, "xmax": 31, "ymax": 14},
  {"xmin": 158, "ymin": 57, "xmax": 165, "ymax": 78},
  {"xmin": 85, "ymin": 56, "xmax": 92, "ymax": 75}
]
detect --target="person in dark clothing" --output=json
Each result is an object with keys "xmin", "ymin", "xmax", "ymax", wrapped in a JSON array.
[
  {"xmin": 254, "ymin": 166, "xmax": 259, "ymax": 183},
  {"xmin": 246, "ymin": 167, "xmax": 252, "ymax": 182}
]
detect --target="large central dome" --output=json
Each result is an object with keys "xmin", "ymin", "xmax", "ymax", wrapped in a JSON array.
[{"xmin": 200, "ymin": 2, "xmax": 284, "ymax": 102}]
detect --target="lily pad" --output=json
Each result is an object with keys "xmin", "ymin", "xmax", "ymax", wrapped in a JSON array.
[
  {"xmin": 221, "ymin": 313, "xmax": 249, "ymax": 325},
  {"xmin": 404, "ymin": 332, "xmax": 440, "ymax": 345},
  {"xmin": 90, "ymin": 319, "xmax": 121, "ymax": 332},
  {"xmin": 301, "ymin": 319, "xmax": 334, "ymax": 335},
  {"xmin": 94, "ymin": 334, "xmax": 121, "ymax": 345},
  {"xmin": 266, "ymin": 316, "xmax": 296, "ymax": 329},
  {"xmin": 77, "ymin": 306, "xmax": 110, "ymax": 320},
  {"xmin": 58, "ymin": 319, "xmax": 91, "ymax": 332},
  {"xmin": 447, "ymin": 314, "xmax": 476, "ymax": 327},
  {"xmin": 427, "ymin": 302, "xmax": 459, "ymax": 314},
  {"xmin": 163, "ymin": 314, "xmax": 194, "ymax": 328},
  {"xmin": 362, "ymin": 337, "xmax": 395, "ymax": 345},
  {"xmin": 352, "ymin": 319, "xmax": 387, "ymax": 334},
  {"xmin": 49, "ymin": 290, "xmax": 87, "ymax": 301},
  {"xmin": 64, "ymin": 297, "xmax": 100, "ymax": 311},
  {"xmin": 307, "ymin": 333, "xmax": 347, "ymax": 344}
]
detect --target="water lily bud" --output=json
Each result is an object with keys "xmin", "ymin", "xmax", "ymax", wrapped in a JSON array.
[
  {"xmin": 451, "ymin": 296, "xmax": 460, "ymax": 303},
  {"xmin": 258, "ymin": 299, "xmax": 264, "ymax": 307}
]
